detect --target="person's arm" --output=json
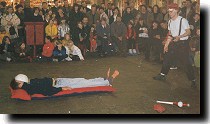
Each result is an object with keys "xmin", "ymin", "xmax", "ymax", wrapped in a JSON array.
[{"xmin": 74, "ymin": 46, "xmax": 84, "ymax": 61}]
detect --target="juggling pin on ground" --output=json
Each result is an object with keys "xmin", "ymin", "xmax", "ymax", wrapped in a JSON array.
[{"xmin": 156, "ymin": 100, "xmax": 190, "ymax": 108}]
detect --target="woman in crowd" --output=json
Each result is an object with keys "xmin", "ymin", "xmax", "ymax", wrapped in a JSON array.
[
  {"xmin": 0, "ymin": 36, "xmax": 15, "ymax": 62},
  {"xmin": 15, "ymin": 41, "xmax": 31, "ymax": 62},
  {"xmin": 45, "ymin": 19, "xmax": 58, "ymax": 39}
]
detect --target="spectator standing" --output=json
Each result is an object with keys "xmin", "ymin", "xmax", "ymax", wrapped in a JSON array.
[{"xmin": 111, "ymin": 16, "xmax": 127, "ymax": 57}]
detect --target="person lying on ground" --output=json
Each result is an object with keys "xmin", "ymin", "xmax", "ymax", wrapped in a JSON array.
[{"xmin": 10, "ymin": 68, "xmax": 119, "ymax": 96}]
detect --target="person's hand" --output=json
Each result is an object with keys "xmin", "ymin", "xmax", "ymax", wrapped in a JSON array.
[
  {"xmin": 62, "ymin": 87, "xmax": 72, "ymax": 91},
  {"xmin": 164, "ymin": 44, "xmax": 169, "ymax": 53},
  {"xmin": 58, "ymin": 46, "xmax": 62, "ymax": 51},
  {"xmin": 173, "ymin": 36, "xmax": 180, "ymax": 42},
  {"xmin": 191, "ymin": 48, "xmax": 196, "ymax": 52},
  {"xmin": 143, "ymin": 29, "xmax": 148, "ymax": 33},
  {"xmin": 80, "ymin": 38, "xmax": 84, "ymax": 42},
  {"xmin": 155, "ymin": 35, "xmax": 161, "ymax": 39},
  {"xmin": 20, "ymin": 53, "xmax": 23, "ymax": 56},
  {"xmin": 118, "ymin": 37, "xmax": 122, "ymax": 41},
  {"xmin": 81, "ymin": 59, "xmax": 84, "ymax": 61}
]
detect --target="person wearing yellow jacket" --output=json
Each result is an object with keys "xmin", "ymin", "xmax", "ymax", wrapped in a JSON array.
[{"xmin": 45, "ymin": 19, "xmax": 58, "ymax": 39}]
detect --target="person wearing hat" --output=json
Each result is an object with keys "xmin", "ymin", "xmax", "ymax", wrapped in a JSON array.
[
  {"xmin": 10, "ymin": 69, "xmax": 119, "ymax": 96},
  {"xmin": 10, "ymin": 74, "xmax": 72, "ymax": 96},
  {"xmin": 153, "ymin": 3, "xmax": 196, "ymax": 88}
]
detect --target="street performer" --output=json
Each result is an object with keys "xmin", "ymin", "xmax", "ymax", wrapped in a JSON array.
[{"xmin": 153, "ymin": 3, "xmax": 196, "ymax": 88}]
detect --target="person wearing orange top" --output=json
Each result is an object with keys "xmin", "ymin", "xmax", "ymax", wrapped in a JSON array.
[
  {"xmin": 41, "ymin": 36, "xmax": 55, "ymax": 62},
  {"xmin": 126, "ymin": 22, "xmax": 137, "ymax": 55},
  {"xmin": 0, "ymin": 27, "xmax": 9, "ymax": 44}
]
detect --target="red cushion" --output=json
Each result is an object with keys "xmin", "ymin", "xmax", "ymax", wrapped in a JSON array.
[
  {"xmin": 10, "ymin": 86, "xmax": 115, "ymax": 100},
  {"xmin": 9, "ymin": 87, "xmax": 31, "ymax": 101}
]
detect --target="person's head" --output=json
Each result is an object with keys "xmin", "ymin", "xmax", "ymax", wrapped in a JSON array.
[
  {"xmin": 19, "ymin": 42, "xmax": 26, "ymax": 49},
  {"xmin": 42, "ymin": 2, "xmax": 48, "ymax": 9},
  {"xmin": 147, "ymin": 6, "xmax": 153, "ymax": 13},
  {"xmin": 64, "ymin": 0, "xmax": 69, "ymax": 7},
  {"xmin": 152, "ymin": 21, "xmax": 159, "ymax": 28},
  {"xmin": 82, "ymin": 16, "xmax": 88, "ymax": 25},
  {"xmin": 129, "ymin": 2, "xmax": 134, "ymax": 8},
  {"xmin": 127, "ymin": 21, "xmax": 133, "ymax": 29},
  {"xmin": 54, "ymin": 0, "xmax": 59, "ymax": 6},
  {"xmin": 161, "ymin": 7, "xmax": 167, "ymax": 14},
  {"xmin": 91, "ymin": 4, "xmax": 97, "ymax": 13},
  {"xmin": 186, "ymin": 0, "xmax": 192, "ymax": 8},
  {"xmin": 182, "ymin": 1, "xmax": 187, "ymax": 7},
  {"xmin": 107, "ymin": 3, "xmax": 112, "ymax": 9},
  {"xmin": 34, "ymin": 7, "xmax": 40, "ymax": 14},
  {"xmin": 168, "ymin": 3, "xmax": 179, "ymax": 19},
  {"xmin": 58, "ymin": 7, "xmax": 64, "ymax": 14},
  {"xmin": 77, "ymin": 22, "xmax": 83, "ymax": 29},
  {"xmin": 0, "ymin": 1, "xmax": 7, "ymax": 8},
  {"xmin": 116, "ymin": 15, "xmax": 122, "ymax": 22},
  {"xmin": 100, "ymin": 18, "xmax": 106, "ymax": 26},
  {"xmin": 54, "ymin": 19, "xmax": 58, "ymax": 25},
  {"xmin": 160, "ymin": 20, "xmax": 167, "ymax": 29},
  {"xmin": 111, "ymin": 3, "xmax": 115, "ymax": 10},
  {"xmin": 2, "ymin": 36, "xmax": 11, "ymax": 44},
  {"xmin": 90, "ymin": 24, "xmax": 95, "ymax": 32},
  {"xmin": 101, "ymin": 3, "xmax": 105, "ymax": 8},
  {"xmin": 140, "ymin": 5, "xmax": 147, "ymax": 14},
  {"xmin": 49, "ymin": 19, "xmax": 54, "ymax": 25},
  {"xmin": 81, "ymin": 1, "xmax": 87, "ymax": 7},
  {"xmin": 113, "ymin": 7, "xmax": 120, "ymax": 15},
  {"xmin": 39, "ymin": 10, "xmax": 43, "ymax": 16},
  {"xmin": 45, "ymin": 14, "xmax": 51, "ymax": 21},
  {"xmin": 126, "ymin": 7, "xmax": 131, "ymax": 14},
  {"xmin": 194, "ymin": 13, "xmax": 200, "ymax": 21},
  {"xmin": 0, "ymin": 26, "xmax": 6, "ymax": 33},
  {"xmin": 64, "ymin": 33, "xmax": 71, "ymax": 40},
  {"xmin": 10, "ymin": 74, "xmax": 29, "ymax": 90},
  {"xmin": 99, "ymin": 7, "xmax": 105, "ymax": 14},
  {"xmin": 73, "ymin": 3, "xmax": 79, "ymax": 12},
  {"xmin": 48, "ymin": 9, "xmax": 53, "ymax": 15},
  {"xmin": 66, "ymin": 40, "xmax": 74, "ymax": 49},
  {"xmin": 139, "ymin": 17, "xmax": 144, "ymax": 25},
  {"xmin": 61, "ymin": 18, "xmax": 66, "ymax": 24},
  {"xmin": 15, "ymin": 4, "xmax": 24, "ymax": 13},
  {"xmin": 45, "ymin": 36, "xmax": 52, "ymax": 43},
  {"xmin": 153, "ymin": 5, "xmax": 160, "ymax": 13},
  {"xmin": 55, "ymin": 39, "xmax": 63, "ymax": 47},
  {"xmin": 7, "ymin": 6, "xmax": 14, "ymax": 14}
]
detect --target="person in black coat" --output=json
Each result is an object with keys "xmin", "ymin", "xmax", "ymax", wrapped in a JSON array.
[
  {"xmin": 0, "ymin": 36, "xmax": 15, "ymax": 61},
  {"xmin": 15, "ymin": 4, "xmax": 25, "ymax": 41},
  {"xmin": 69, "ymin": 4, "xmax": 83, "ymax": 30},
  {"xmin": 41, "ymin": 2, "xmax": 49, "ymax": 16},
  {"xmin": 32, "ymin": 7, "xmax": 44, "ymax": 22},
  {"xmin": 149, "ymin": 21, "xmax": 162, "ymax": 62},
  {"xmin": 122, "ymin": 7, "xmax": 134, "ymax": 25},
  {"xmin": 82, "ymin": 17, "xmax": 91, "ymax": 51}
]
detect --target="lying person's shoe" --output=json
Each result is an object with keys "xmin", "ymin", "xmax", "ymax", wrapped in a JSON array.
[{"xmin": 153, "ymin": 74, "xmax": 166, "ymax": 81}]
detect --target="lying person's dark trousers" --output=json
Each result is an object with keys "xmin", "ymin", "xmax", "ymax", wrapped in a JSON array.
[{"xmin": 161, "ymin": 40, "xmax": 195, "ymax": 81}]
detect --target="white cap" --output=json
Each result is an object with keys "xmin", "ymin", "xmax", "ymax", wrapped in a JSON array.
[{"xmin": 15, "ymin": 74, "xmax": 29, "ymax": 83}]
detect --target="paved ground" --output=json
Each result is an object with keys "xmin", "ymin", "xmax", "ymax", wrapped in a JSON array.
[{"xmin": 0, "ymin": 55, "xmax": 200, "ymax": 114}]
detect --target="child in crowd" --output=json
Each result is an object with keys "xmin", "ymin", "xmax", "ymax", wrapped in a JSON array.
[
  {"xmin": 135, "ymin": 18, "xmax": 150, "ymax": 60},
  {"xmin": 40, "ymin": 36, "xmax": 55, "ymax": 62},
  {"xmin": 15, "ymin": 42, "xmax": 32, "ymax": 62},
  {"xmin": 64, "ymin": 40, "xmax": 84, "ymax": 61},
  {"xmin": 53, "ymin": 40, "xmax": 68, "ymax": 62},
  {"xmin": 62, "ymin": 33, "xmax": 72, "ymax": 46},
  {"xmin": 89, "ymin": 25, "xmax": 97, "ymax": 52},
  {"xmin": 0, "ymin": 26, "xmax": 9, "ymax": 44},
  {"xmin": 45, "ymin": 19, "xmax": 58, "ymax": 39},
  {"xmin": 126, "ymin": 22, "xmax": 137, "ymax": 55},
  {"xmin": 58, "ymin": 18, "xmax": 70, "ymax": 40},
  {"xmin": 0, "ymin": 36, "xmax": 15, "ymax": 62}
]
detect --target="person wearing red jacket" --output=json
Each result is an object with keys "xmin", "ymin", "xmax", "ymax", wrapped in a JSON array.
[
  {"xmin": 126, "ymin": 22, "xmax": 137, "ymax": 55},
  {"xmin": 41, "ymin": 36, "xmax": 55, "ymax": 62}
]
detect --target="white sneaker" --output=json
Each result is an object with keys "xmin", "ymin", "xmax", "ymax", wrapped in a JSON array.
[
  {"xmin": 128, "ymin": 49, "xmax": 133, "ymax": 55},
  {"xmin": 53, "ymin": 59, "xmax": 58, "ymax": 62},
  {"xmin": 6, "ymin": 57, "xmax": 11, "ymax": 62},
  {"xmin": 65, "ymin": 57, "xmax": 72, "ymax": 61},
  {"xmin": 133, "ymin": 49, "xmax": 137, "ymax": 54}
]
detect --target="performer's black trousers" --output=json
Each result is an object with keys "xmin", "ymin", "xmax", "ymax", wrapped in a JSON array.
[{"xmin": 161, "ymin": 40, "xmax": 195, "ymax": 81}]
